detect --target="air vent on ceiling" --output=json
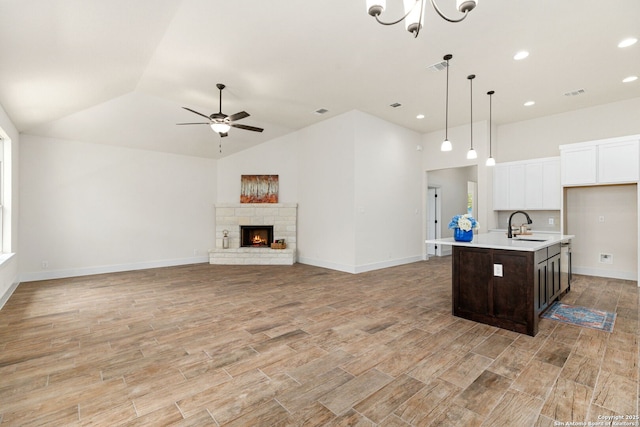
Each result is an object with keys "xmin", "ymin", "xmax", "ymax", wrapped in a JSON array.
[
  {"xmin": 564, "ymin": 88, "xmax": 586, "ymax": 97},
  {"xmin": 390, "ymin": 102, "xmax": 402, "ymax": 108},
  {"xmin": 427, "ymin": 60, "xmax": 449, "ymax": 72},
  {"xmin": 314, "ymin": 108, "xmax": 329, "ymax": 115}
]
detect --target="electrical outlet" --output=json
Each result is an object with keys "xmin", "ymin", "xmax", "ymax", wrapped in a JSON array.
[
  {"xmin": 41, "ymin": 261, "xmax": 48, "ymax": 269},
  {"xmin": 599, "ymin": 216, "xmax": 605, "ymax": 223},
  {"xmin": 493, "ymin": 264, "xmax": 503, "ymax": 277},
  {"xmin": 599, "ymin": 253, "xmax": 613, "ymax": 264},
  {"xmin": 548, "ymin": 217, "xmax": 554, "ymax": 225}
]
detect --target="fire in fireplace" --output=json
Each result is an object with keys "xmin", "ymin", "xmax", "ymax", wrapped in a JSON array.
[{"xmin": 240, "ymin": 225, "xmax": 274, "ymax": 247}]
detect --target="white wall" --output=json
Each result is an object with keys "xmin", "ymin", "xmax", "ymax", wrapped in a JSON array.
[
  {"xmin": 565, "ymin": 185, "xmax": 637, "ymax": 280},
  {"xmin": 216, "ymin": 133, "xmax": 298, "ymax": 203},
  {"xmin": 216, "ymin": 110, "xmax": 424, "ymax": 273},
  {"xmin": 296, "ymin": 113, "xmax": 357, "ymax": 271},
  {"xmin": 353, "ymin": 111, "xmax": 423, "ymax": 272},
  {"xmin": 423, "ymin": 121, "xmax": 493, "ymax": 231},
  {"xmin": 19, "ymin": 135, "xmax": 217, "ymax": 281},
  {"xmin": 497, "ymin": 98, "xmax": 640, "ymax": 162},
  {"xmin": 0, "ymin": 103, "xmax": 19, "ymax": 309}
]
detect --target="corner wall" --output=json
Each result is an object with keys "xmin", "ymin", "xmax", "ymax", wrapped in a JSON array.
[{"xmin": 216, "ymin": 110, "xmax": 424, "ymax": 273}]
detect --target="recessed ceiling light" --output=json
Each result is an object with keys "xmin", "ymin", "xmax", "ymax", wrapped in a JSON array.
[
  {"xmin": 618, "ymin": 37, "xmax": 638, "ymax": 48},
  {"xmin": 623, "ymin": 75, "xmax": 638, "ymax": 83},
  {"xmin": 416, "ymin": 114, "xmax": 425, "ymax": 119},
  {"xmin": 514, "ymin": 51, "xmax": 529, "ymax": 60},
  {"xmin": 524, "ymin": 101, "xmax": 535, "ymax": 107}
]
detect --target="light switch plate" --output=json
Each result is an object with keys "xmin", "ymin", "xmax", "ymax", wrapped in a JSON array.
[{"xmin": 494, "ymin": 264, "xmax": 503, "ymax": 277}]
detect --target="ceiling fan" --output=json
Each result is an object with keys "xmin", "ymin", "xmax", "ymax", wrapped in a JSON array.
[{"xmin": 177, "ymin": 83, "xmax": 264, "ymax": 137}]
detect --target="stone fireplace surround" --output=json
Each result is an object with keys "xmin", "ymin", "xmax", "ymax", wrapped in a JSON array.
[{"xmin": 209, "ymin": 203, "xmax": 297, "ymax": 265}]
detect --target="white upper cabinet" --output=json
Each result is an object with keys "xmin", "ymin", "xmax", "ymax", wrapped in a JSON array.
[
  {"xmin": 560, "ymin": 136, "xmax": 639, "ymax": 186},
  {"xmin": 493, "ymin": 157, "xmax": 561, "ymax": 210},
  {"xmin": 561, "ymin": 145, "xmax": 597, "ymax": 185}
]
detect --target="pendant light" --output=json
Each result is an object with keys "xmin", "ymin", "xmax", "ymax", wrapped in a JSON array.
[
  {"xmin": 466, "ymin": 74, "xmax": 477, "ymax": 160},
  {"xmin": 486, "ymin": 90, "xmax": 496, "ymax": 166},
  {"xmin": 440, "ymin": 54, "xmax": 453, "ymax": 152}
]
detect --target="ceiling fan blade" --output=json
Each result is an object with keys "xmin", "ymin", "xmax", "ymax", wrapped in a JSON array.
[
  {"xmin": 231, "ymin": 123, "xmax": 264, "ymax": 133},
  {"xmin": 176, "ymin": 122, "xmax": 210, "ymax": 125},
  {"xmin": 228, "ymin": 111, "xmax": 250, "ymax": 122},
  {"xmin": 182, "ymin": 107, "xmax": 211, "ymax": 120}
]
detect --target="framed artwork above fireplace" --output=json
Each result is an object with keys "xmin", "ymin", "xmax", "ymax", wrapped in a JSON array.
[{"xmin": 240, "ymin": 175, "xmax": 278, "ymax": 203}]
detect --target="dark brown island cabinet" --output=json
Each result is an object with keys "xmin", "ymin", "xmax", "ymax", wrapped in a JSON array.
[{"xmin": 452, "ymin": 242, "xmax": 568, "ymax": 336}]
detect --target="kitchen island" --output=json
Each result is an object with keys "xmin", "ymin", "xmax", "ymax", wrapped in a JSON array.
[{"xmin": 426, "ymin": 233, "xmax": 573, "ymax": 336}]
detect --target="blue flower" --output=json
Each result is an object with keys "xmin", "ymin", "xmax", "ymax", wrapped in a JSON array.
[{"xmin": 448, "ymin": 214, "xmax": 479, "ymax": 231}]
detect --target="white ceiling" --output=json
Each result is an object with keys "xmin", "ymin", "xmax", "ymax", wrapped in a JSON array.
[{"xmin": 0, "ymin": 0, "xmax": 638, "ymax": 158}]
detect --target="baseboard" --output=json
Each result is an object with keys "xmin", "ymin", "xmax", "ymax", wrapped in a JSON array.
[
  {"xmin": 297, "ymin": 257, "xmax": 356, "ymax": 274},
  {"xmin": 19, "ymin": 256, "xmax": 210, "ymax": 282},
  {"xmin": 572, "ymin": 266, "xmax": 637, "ymax": 281},
  {"xmin": 297, "ymin": 255, "xmax": 424, "ymax": 275},
  {"xmin": 0, "ymin": 280, "xmax": 19, "ymax": 311},
  {"xmin": 353, "ymin": 256, "xmax": 424, "ymax": 274}
]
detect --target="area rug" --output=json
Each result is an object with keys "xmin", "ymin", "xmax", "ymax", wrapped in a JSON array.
[{"xmin": 541, "ymin": 302, "xmax": 616, "ymax": 332}]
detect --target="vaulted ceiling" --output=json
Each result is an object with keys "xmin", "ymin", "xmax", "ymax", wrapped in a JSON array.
[{"xmin": 1, "ymin": 0, "xmax": 638, "ymax": 158}]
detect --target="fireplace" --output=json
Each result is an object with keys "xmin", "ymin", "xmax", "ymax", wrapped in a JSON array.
[{"xmin": 240, "ymin": 225, "xmax": 274, "ymax": 247}]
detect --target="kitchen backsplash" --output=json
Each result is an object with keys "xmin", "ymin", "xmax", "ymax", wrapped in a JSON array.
[{"xmin": 496, "ymin": 210, "xmax": 561, "ymax": 233}]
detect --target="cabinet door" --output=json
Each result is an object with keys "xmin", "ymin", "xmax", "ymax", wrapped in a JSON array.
[
  {"xmin": 542, "ymin": 159, "xmax": 561, "ymax": 209},
  {"xmin": 598, "ymin": 140, "xmax": 639, "ymax": 184},
  {"xmin": 535, "ymin": 260, "xmax": 548, "ymax": 313},
  {"xmin": 492, "ymin": 251, "xmax": 530, "ymax": 325},
  {"xmin": 453, "ymin": 247, "xmax": 492, "ymax": 316},
  {"xmin": 525, "ymin": 163, "xmax": 544, "ymax": 209},
  {"xmin": 561, "ymin": 146, "xmax": 597, "ymax": 185},
  {"xmin": 509, "ymin": 165, "xmax": 526, "ymax": 209},
  {"xmin": 547, "ymin": 253, "xmax": 562, "ymax": 302},
  {"xmin": 493, "ymin": 165, "xmax": 510, "ymax": 210}
]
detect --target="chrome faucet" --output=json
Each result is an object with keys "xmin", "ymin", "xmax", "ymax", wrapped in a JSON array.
[{"xmin": 507, "ymin": 211, "xmax": 533, "ymax": 238}]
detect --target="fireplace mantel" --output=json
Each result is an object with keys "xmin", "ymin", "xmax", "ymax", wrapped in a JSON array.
[{"xmin": 209, "ymin": 203, "xmax": 297, "ymax": 265}]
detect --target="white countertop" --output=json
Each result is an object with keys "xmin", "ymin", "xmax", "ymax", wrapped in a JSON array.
[{"xmin": 426, "ymin": 232, "xmax": 574, "ymax": 252}]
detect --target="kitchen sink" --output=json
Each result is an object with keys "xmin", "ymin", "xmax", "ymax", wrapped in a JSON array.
[{"xmin": 513, "ymin": 236, "xmax": 549, "ymax": 242}]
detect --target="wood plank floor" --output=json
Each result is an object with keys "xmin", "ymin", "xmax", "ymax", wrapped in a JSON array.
[{"xmin": 0, "ymin": 258, "xmax": 637, "ymax": 426}]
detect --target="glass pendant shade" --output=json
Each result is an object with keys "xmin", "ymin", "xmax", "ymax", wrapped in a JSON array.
[
  {"xmin": 486, "ymin": 156, "xmax": 495, "ymax": 166},
  {"xmin": 403, "ymin": 0, "xmax": 422, "ymax": 34},
  {"xmin": 211, "ymin": 122, "xmax": 231, "ymax": 134},
  {"xmin": 467, "ymin": 148, "xmax": 477, "ymax": 159},
  {"xmin": 441, "ymin": 139, "xmax": 452, "ymax": 151},
  {"xmin": 366, "ymin": 0, "xmax": 385, "ymax": 15}
]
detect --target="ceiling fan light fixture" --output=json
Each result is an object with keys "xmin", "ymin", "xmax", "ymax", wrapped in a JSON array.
[{"xmin": 211, "ymin": 123, "xmax": 231, "ymax": 134}]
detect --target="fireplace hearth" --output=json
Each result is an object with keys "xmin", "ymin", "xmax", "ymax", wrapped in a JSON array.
[{"xmin": 240, "ymin": 225, "xmax": 274, "ymax": 247}]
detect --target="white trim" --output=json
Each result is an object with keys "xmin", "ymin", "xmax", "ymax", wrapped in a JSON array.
[
  {"xmin": 0, "ymin": 280, "xmax": 19, "ymax": 311},
  {"xmin": 572, "ymin": 266, "xmax": 637, "ymax": 281},
  {"xmin": 19, "ymin": 256, "xmax": 209, "ymax": 282},
  {"xmin": 298, "ymin": 255, "xmax": 424, "ymax": 275}
]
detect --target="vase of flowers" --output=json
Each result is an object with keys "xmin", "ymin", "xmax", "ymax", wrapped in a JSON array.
[{"xmin": 449, "ymin": 214, "xmax": 479, "ymax": 242}]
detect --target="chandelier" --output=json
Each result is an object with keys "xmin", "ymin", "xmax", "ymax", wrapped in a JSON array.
[{"xmin": 366, "ymin": 0, "xmax": 478, "ymax": 37}]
